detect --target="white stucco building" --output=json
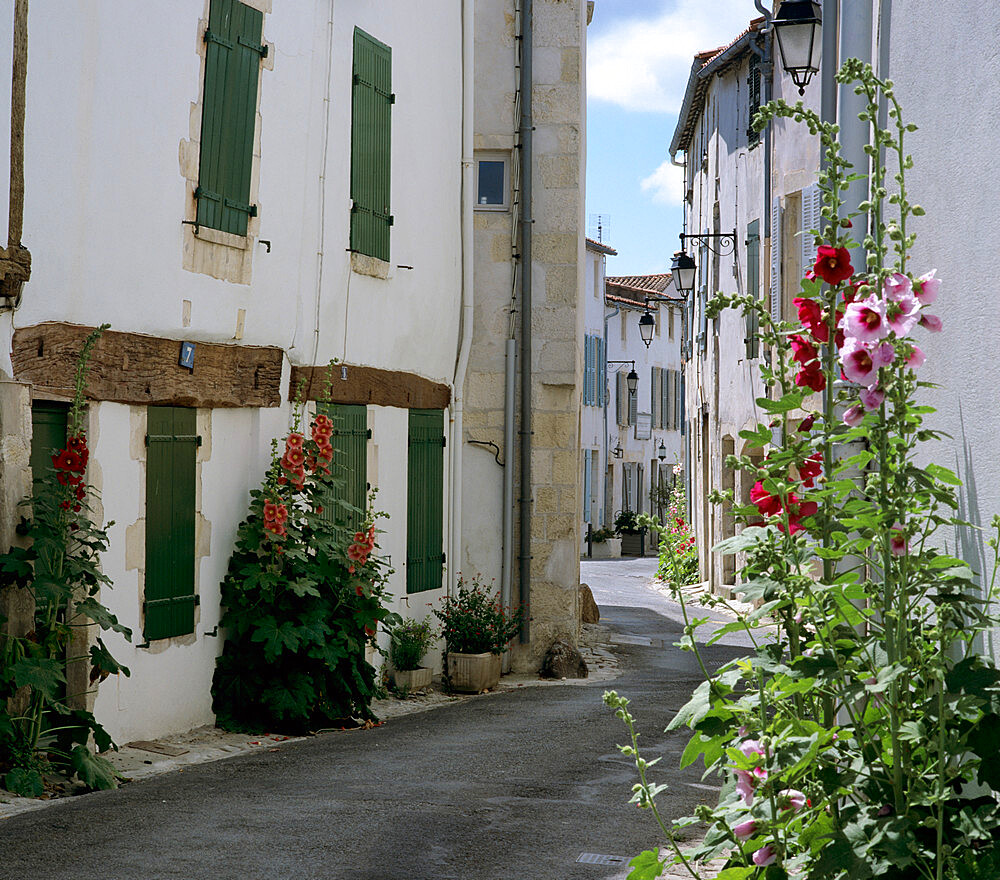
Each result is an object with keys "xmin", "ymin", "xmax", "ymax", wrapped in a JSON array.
[{"xmin": 670, "ymin": 17, "xmax": 819, "ymax": 589}]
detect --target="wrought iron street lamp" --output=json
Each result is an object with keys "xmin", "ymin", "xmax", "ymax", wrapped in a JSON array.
[
  {"xmin": 771, "ymin": 0, "xmax": 822, "ymax": 95},
  {"xmin": 657, "ymin": 440, "xmax": 667, "ymax": 462},
  {"xmin": 670, "ymin": 251, "xmax": 696, "ymax": 296},
  {"xmin": 608, "ymin": 360, "xmax": 639, "ymax": 396},
  {"xmin": 638, "ymin": 307, "xmax": 655, "ymax": 348}
]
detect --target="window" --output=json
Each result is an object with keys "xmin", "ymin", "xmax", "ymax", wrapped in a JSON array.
[
  {"xmin": 475, "ymin": 155, "xmax": 508, "ymax": 210},
  {"xmin": 196, "ymin": 0, "xmax": 265, "ymax": 236},
  {"xmin": 747, "ymin": 54, "xmax": 761, "ymax": 147},
  {"xmin": 144, "ymin": 407, "xmax": 198, "ymax": 641},
  {"xmin": 31, "ymin": 401, "xmax": 68, "ymax": 487},
  {"xmin": 406, "ymin": 409, "xmax": 444, "ymax": 594},
  {"xmin": 583, "ymin": 334, "xmax": 605, "ymax": 407},
  {"xmin": 351, "ymin": 28, "xmax": 393, "ymax": 261},
  {"xmin": 317, "ymin": 404, "xmax": 368, "ymax": 540}
]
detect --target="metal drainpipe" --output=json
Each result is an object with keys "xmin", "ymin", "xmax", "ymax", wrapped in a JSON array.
[
  {"xmin": 752, "ymin": 2, "xmax": 773, "ymax": 244},
  {"xmin": 603, "ymin": 304, "xmax": 620, "ymax": 521},
  {"xmin": 838, "ymin": 0, "xmax": 872, "ymax": 271},
  {"xmin": 517, "ymin": 0, "xmax": 533, "ymax": 644}
]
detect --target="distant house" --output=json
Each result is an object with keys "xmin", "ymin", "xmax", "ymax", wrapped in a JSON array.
[{"xmin": 669, "ymin": 16, "xmax": 818, "ymax": 589}]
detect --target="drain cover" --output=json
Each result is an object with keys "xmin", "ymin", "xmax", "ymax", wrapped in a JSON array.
[{"xmin": 577, "ymin": 853, "xmax": 628, "ymax": 866}]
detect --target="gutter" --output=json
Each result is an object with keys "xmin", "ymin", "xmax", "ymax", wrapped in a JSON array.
[{"xmin": 449, "ymin": 0, "xmax": 475, "ymax": 597}]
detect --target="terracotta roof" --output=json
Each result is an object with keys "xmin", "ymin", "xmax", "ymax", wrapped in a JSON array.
[
  {"xmin": 585, "ymin": 236, "xmax": 617, "ymax": 255},
  {"xmin": 669, "ymin": 17, "xmax": 765, "ymax": 156},
  {"xmin": 606, "ymin": 273, "xmax": 672, "ymax": 293},
  {"xmin": 605, "ymin": 273, "xmax": 682, "ymax": 307}
]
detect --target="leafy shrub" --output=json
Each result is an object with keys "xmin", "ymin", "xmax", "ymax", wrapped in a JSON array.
[
  {"xmin": 614, "ymin": 509, "xmax": 640, "ymax": 535},
  {"xmin": 591, "ymin": 527, "xmax": 616, "ymax": 544},
  {"xmin": 641, "ymin": 465, "xmax": 698, "ymax": 588},
  {"xmin": 389, "ymin": 617, "xmax": 435, "ymax": 671},
  {"xmin": 433, "ymin": 575, "xmax": 525, "ymax": 655},
  {"xmin": 212, "ymin": 407, "xmax": 399, "ymax": 733}
]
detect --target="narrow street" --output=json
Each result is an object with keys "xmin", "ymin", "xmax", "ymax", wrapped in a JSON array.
[{"xmin": 0, "ymin": 560, "xmax": 747, "ymax": 880}]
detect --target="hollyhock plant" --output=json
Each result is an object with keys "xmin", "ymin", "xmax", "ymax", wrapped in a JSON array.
[{"xmin": 607, "ymin": 66, "xmax": 1000, "ymax": 880}]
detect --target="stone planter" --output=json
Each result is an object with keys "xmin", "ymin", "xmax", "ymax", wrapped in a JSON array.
[
  {"xmin": 391, "ymin": 666, "xmax": 433, "ymax": 691},
  {"xmin": 590, "ymin": 537, "xmax": 622, "ymax": 559},
  {"xmin": 446, "ymin": 651, "xmax": 502, "ymax": 693}
]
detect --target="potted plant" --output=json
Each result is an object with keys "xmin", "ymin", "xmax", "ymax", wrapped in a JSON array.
[
  {"xmin": 433, "ymin": 575, "xmax": 525, "ymax": 693},
  {"xmin": 590, "ymin": 526, "xmax": 622, "ymax": 559},
  {"xmin": 614, "ymin": 509, "xmax": 645, "ymax": 556},
  {"xmin": 388, "ymin": 616, "xmax": 435, "ymax": 692}
]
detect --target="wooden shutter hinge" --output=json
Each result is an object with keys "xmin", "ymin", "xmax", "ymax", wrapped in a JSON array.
[{"xmin": 441, "ymin": 435, "xmax": 447, "ymax": 448}]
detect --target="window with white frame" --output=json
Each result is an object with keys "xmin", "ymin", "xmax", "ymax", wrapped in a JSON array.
[{"xmin": 475, "ymin": 153, "xmax": 509, "ymax": 210}]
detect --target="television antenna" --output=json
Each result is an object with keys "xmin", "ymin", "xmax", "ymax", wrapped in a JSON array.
[{"xmin": 588, "ymin": 213, "xmax": 612, "ymax": 244}]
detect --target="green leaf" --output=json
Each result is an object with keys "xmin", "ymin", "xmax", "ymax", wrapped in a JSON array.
[
  {"xmin": 72, "ymin": 597, "xmax": 133, "ymax": 639},
  {"xmin": 925, "ymin": 462, "xmax": 961, "ymax": 485},
  {"xmin": 90, "ymin": 638, "xmax": 130, "ymax": 680},
  {"xmin": 70, "ymin": 744, "xmax": 119, "ymax": 790},
  {"xmin": 716, "ymin": 869, "xmax": 755, "ymax": 880},
  {"xmin": 626, "ymin": 850, "xmax": 664, "ymax": 880},
  {"xmin": 4, "ymin": 767, "xmax": 44, "ymax": 797},
  {"xmin": 250, "ymin": 618, "xmax": 302, "ymax": 661},
  {"xmin": 756, "ymin": 392, "xmax": 805, "ymax": 414},
  {"xmin": 13, "ymin": 656, "xmax": 66, "ymax": 700}
]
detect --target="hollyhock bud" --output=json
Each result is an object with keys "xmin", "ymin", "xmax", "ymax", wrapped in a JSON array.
[
  {"xmin": 733, "ymin": 819, "xmax": 757, "ymax": 840},
  {"xmin": 735, "ymin": 769, "xmax": 756, "ymax": 804},
  {"xmin": 797, "ymin": 414, "xmax": 816, "ymax": 433},
  {"xmin": 907, "ymin": 346, "xmax": 926, "ymax": 368},
  {"xmin": 890, "ymin": 523, "xmax": 908, "ymax": 557},
  {"xmin": 919, "ymin": 313, "xmax": 942, "ymax": 332},
  {"xmin": 779, "ymin": 789, "xmax": 808, "ymax": 813},
  {"xmin": 914, "ymin": 269, "xmax": 940, "ymax": 304},
  {"xmin": 753, "ymin": 845, "xmax": 777, "ymax": 867},
  {"xmin": 813, "ymin": 245, "xmax": 853, "ymax": 285},
  {"xmin": 843, "ymin": 404, "xmax": 865, "ymax": 427}
]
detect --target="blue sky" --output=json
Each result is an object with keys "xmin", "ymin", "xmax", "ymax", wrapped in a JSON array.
[{"xmin": 586, "ymin": 0, "xmax": 758, "ymax": 276}]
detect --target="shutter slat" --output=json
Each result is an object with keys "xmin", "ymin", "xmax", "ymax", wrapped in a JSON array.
[
  {"xmin": 770, "ymin": 198, "xmax": 782, "ymax": 324},
  {"xmin": 801, "ymin": 183, "xmax": 822, "ymax": 276}
]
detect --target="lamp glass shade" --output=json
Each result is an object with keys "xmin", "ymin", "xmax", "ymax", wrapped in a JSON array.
[
  {"xmin": 626, "ymin": 369, "xmax": 639, "ymax": 396},
  {"xmin": 772, "ymin": 0, "xmax": 822, "ymax": 93},
  {"xmin": 638, "ymin": 311, "xmax": 655, "ymax": 347},
  {"xmin": 657, "ymin": 441, "xmax": 667, "ymax": 461},
  {"xmin": 670, "ymin": 251, "xmax": 697, "ymax": 294}
]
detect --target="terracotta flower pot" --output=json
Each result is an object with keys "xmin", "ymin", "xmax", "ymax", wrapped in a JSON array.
[{"xmin": 446, "ymin": 651, "xmax": 502, "ymax": 693}]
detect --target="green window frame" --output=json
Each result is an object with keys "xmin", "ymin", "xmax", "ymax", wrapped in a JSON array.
[
  {"xmin": 30, "ymin": 401, "xmax": 69, "ymax": 487},
  {"xmin": 144, "ymin": 407, "xmax": 198, "ymax": 641},
  {"xmin": 746, "ymin": 219, "xmax": 761, "ymax": 359},
  {"xmin": 406, "ymin": 409, "xmax": 444, "ymax": 594},
  {"xmin": 317, "ymin": 403, "xmax": 369, "ymax": 539},
  {"xmin": 195, "ymin": 0, "xmax": 265, "ymax": 236},
  {"xmin": 350, "ymin": 28, "xmax": 393, "ymax": 262}
]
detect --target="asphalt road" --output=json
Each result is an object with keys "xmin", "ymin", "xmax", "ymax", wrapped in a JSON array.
[{"xmin": 0, "ymin": 559, "xmax": 749, "ymax": 880}]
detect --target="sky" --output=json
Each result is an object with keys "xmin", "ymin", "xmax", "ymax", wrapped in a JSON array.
[{"xmin": 586, "ymin": 0, "xmax": 761, "ymax": 277}]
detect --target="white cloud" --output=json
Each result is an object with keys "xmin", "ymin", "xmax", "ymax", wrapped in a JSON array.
[
  {"xmin": 640, "ymin": 158, "xmax": 684, "ymax": 206},
  {"xmin": 588, "ymin": 0, "xmax": 757, "ymax": 114}
]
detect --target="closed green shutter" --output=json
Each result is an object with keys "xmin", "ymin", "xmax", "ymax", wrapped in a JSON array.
[
  {"xmin": 318, "ymin": 403, "xmax": 368, "ymax": 538},
  {"xmin": 144, "ymin": 407, "xmax": 198, "ymax": 641},
  {"xmin": 748, "ymin": 54, "xmax": 761, "ymax": 146},
  {"xmin": 597, "ymin": 337, "xmax": 606, "ymax": 406},
  {"xmin": 351, "ymin": 28, "xmax": 393, "ymax": 261},
  {"xmin": 746, "ymin": 220, "xmax": 761, "ymax": 360},
  {"xmin": 407, "ymin": 409, "xmax": 444, "ymax": 594},
  {"xmin": 196, "ymin": 0, "xmax": 264, "ymax": 236},
  {"xmin": 30, "ymin": 401, "xmax": 69, "ymax": 486}
]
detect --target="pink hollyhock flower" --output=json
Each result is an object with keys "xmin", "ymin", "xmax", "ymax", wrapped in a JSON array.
[
  {"xmin": 842, "ymin": 294, "xmax": 889, "ymax": 344},
  {"xmin": 735, "ymin": 770, "xmax": 756, "ymax": 804},
  {"xmin": 753, "ymin": 845, "xmax": 777, "ymax": 867},
  {"xmin": 779, "ymin": 789, "xmax": 808, "ymax": 813},
  {"xmin": 883, "ymin": 272, "xmax": 912, "ymax": 302},
  {"xmin": 873, "ymin": 341, "xmax": 896, "ymax": 368},
  {"xmin": 840, "ymin": 337, "xmax": 878, "ymax": 385},
  {"xmin": 890, "ymin": 523, "xmax": 908, "ymax": 557},
  {"xmin": 733, "ymin": 819, "xmax": 757, "ymax": 841},
  {"xmin": 860, "ymin": 387, "xmax": 885, "ymax": 411},
  {"xmin": 739, "ymin": 739, "xmax": 765, "ymax": 758},
  {"xmin": 914, "ymin": 269, "xmax": 940, "ymax": 304},
  {"xmin": 885, "ymin": 290, "xmax": 920, "ymax": 337},
  {"xmin": 919, "ymin": 313, "xmax": 942, "ymax": 333},
  {"xmin": 908, "ymin": 346, "xmax": 926, "ymax": 368},
  {"xmin": 844, "ymin": 403, "xmax": 865, "ymax": 428},
  {"xmin": 814, "ymin": 245, "xmax": 853, "ymax": 285}
]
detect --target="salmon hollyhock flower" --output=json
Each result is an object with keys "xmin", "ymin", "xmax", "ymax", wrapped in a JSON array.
[
  {"xmin": 813, "ymin": 245, "xmax": 853, "ymax": 285},
  {"xmin": 283, "ymin": 447, "xmax": 306, "ymax": 469},
  {"xmin": 285, "ymin": 432, "xmax": 304, "ymax": 450}
]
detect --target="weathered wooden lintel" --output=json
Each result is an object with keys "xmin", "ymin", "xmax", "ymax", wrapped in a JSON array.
[
  {"xmin": 13, "ymin": 322, "xmax": 284, "ymax": 409},
  {"xmin": 290, "ymin": 364, "xmax": 451, "ymax": 410}
]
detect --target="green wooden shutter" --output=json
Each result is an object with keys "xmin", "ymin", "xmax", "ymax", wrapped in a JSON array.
[
  {"xmin": 30, "ymin": 401, "xmax": 69, "ymax": 486},
  {"xmin": 662, "ymin": 369, "xmax": 671, "ymax": 430},
  {"xmin": 351, "ymin": 28, "xmax": 393, "ymax": 261},
  {"xmin": 318, "ymin": 403, "xmax": 368, "ymax": 538},
  {"xmin": 597, "ymin": 337, "xmax": 606, "ymax": 406},
  {"xmin": 196, "ymin": 0, "xmax": 264, "ymax": 236},
  {"xmin": 650, "ymin": 367, "xmax": 660, "ymax": 428},
  {"xmin": 406, "ymin": 409, "xmax": 444, "ymax": 594},
  {"xmin": 746, "ymin": 219, "xmax": 761, "ymax": 360},
  {"xmin": 747, "ymin": 54, "xmax": 761, "ymax": 146},
  {"xmin": 144, "ymin": 407, "xmax": 198, "ymax": 641}
]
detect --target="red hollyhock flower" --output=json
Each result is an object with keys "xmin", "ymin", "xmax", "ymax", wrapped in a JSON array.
[
  {"xmin": 813, "ymin": 245, "xmax": 854, "ymax": 285},
  {"xmin": 750, "ymin": 481, "xmax": 782, "ymax": 518},
  {"xmin": 282, "ymin": 447, "xmax": 306, "ymax": 469},
  {"xmin": 285, "ymin": 433, "xmax": 304, "ymax": 450},
  {"xmin": 790, "ymin": 335, "xmax": 818, "ymax": 367},
  {"xmin": 795, "ymin": 366, "xmax": 826, "ymax": 393},
  {"xmin": 53, "ymin": 449, "xmax": 85, "ymax": 473},
  {"xmin": 799, "ymin": 453, "xmax": 823, "ymax": 488},
  {"xmin": 794, "ymin": 297, "xmax": 829, "ymax": 343}
]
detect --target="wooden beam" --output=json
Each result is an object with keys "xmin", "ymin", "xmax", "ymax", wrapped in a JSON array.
[
  {"xmin": 290, "ymin": 364, "xmax": 450, "ymax": 410},
  {"xmin": 13, "ymin": 323, "xmax": 284, "ymax": 408}
]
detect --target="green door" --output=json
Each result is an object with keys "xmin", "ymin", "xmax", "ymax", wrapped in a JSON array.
[
  {"xmin": 31, "ymin": 401, "xmax": 69, "ymax": 486},
  {"xmin": 406, "ymin": 409, "xmax": 444, "ymax": 594},
  {"xmin": 144, "ymin": 407, "xmax": 198, "ymax": 641}
]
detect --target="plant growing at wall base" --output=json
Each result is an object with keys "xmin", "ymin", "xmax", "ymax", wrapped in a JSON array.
[
  {"xmin": 609, "ymin": 63, "xmax": 1000, "ymax": 879},
  {"xmin": 0, "ymin": 324, "xmax": 132, "ymax": 796},
  {"xmin": 212, "ymin": 397, "xmax": 400, "ymax": 733},
  {"xmin": 641, "ymin": 463, "xmax": 698, "ymax": 589},
  {"xmin": 389, "ymin": 616, "xmax": 435, "ymax": 672},
  {"xmin": 433, "ymin": 574, "xmax": 525, "ymax": 655}
]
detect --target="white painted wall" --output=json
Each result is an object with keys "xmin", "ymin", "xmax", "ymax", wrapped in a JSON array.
[{"xmin": 5, "ymin": 1, "xmax": 465, "ymax": 740}]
